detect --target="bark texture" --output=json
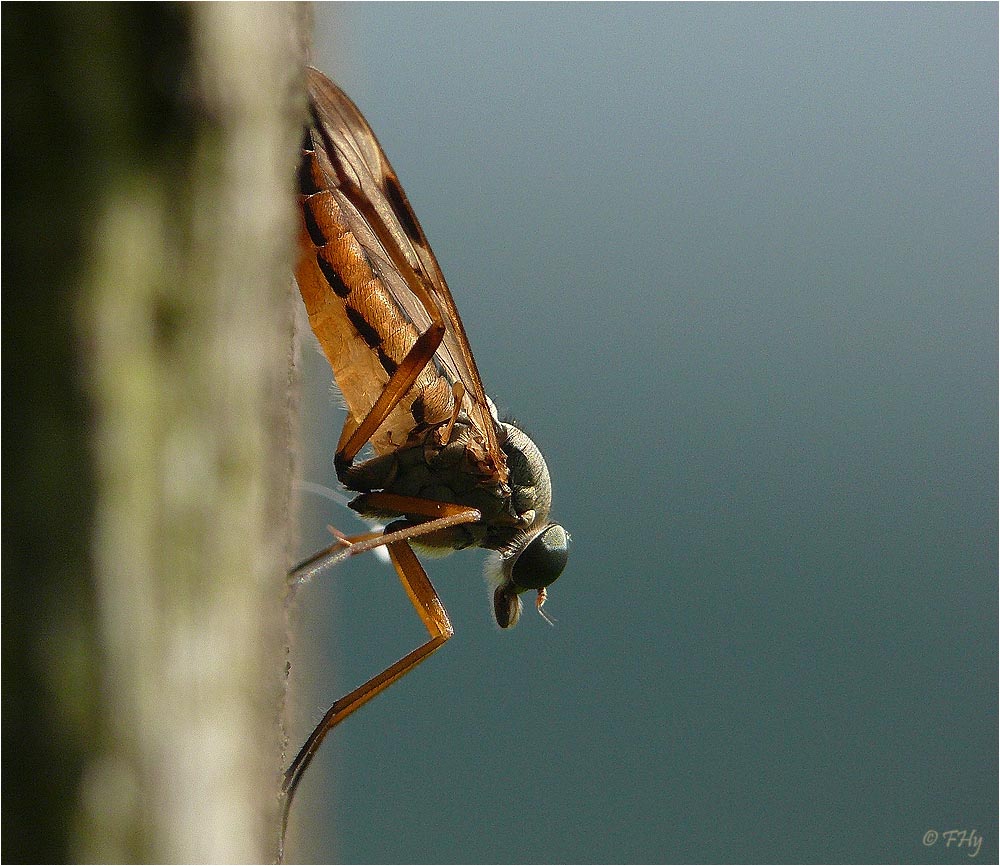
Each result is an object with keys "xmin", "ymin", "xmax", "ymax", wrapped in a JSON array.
[{"xmin": 3, "ymin": 4, "xmax": 311, "ymax": 860}]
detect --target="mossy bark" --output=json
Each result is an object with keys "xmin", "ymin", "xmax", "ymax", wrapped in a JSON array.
[{"xmin": 3, "ymin": 4, "xmax": 311, "ymax": 861}]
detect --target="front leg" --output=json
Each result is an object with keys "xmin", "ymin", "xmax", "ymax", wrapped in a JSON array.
[{"xmin": 288, "ymin": 499, "xmax": 482, "ymax": 587}]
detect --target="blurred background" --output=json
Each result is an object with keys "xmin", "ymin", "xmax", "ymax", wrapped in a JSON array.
[
  {"xmin": 4, "ymin": 5, "xmax": 302, "ymax": 861},
  {"xmin": 286, "ymin": 4, "xmax": 996, "ymax": 864}
]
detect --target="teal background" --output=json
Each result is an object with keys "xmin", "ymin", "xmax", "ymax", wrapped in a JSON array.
[{"xmin": 286, "ymin": 4, "xmax": 997, "ymax": 863}]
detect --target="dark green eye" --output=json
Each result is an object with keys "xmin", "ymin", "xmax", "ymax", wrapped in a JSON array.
[{"xmin": 511, "ymin": 524, "xmax": 569, "ymax": 591}]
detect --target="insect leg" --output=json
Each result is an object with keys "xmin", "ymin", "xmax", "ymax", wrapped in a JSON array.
[
  {"xmin": 350, "ymin": 491, "xmax": 481, "ymax": 521},
  {"xmin": 280, "ymin": 535, "xmax": 453, "ymax": 849},
  {"xmin": 334, "ymin": 318, "xmax": 445, "ymax": 469},
  {"xmin": 289, "ymin": 501, "xmax": 481, "ymax": 586}
]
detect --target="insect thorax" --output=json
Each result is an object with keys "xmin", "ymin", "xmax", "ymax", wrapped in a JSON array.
[{"xmin": 343, "ymin": 420, "xmax": 553, "ymax": 554}]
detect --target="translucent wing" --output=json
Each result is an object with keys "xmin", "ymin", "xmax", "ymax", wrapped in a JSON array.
[{"xmin": 298, "ymin": 67, "xmax": 505, "ymax": 483}]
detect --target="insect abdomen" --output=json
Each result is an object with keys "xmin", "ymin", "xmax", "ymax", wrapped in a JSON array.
[{"xmin": 297, "ymin": 152, "xmax": 455, "ymax": 453}]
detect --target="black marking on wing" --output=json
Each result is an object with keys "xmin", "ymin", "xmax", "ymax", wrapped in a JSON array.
[
  {"xmin": 298, "ymin": 142, "xmax": 321, "ymax": 196},
  {"xmin": 303, "ymin": 205, "xmax": 327, "ymax": 247},
  {"xmin": 316, "ymin": 252, "xmax": 351, "ymax": 298},
  {"xmin": 376, "ymin": 347, "xmax": 398, "ymax": 375},
  {"xmin": 383, "ymin": 173, "xmax": 423, "ymax": 246},
  {"xmin": 345, "ymin": 304, "xmax": 381, "ymax": 349}
]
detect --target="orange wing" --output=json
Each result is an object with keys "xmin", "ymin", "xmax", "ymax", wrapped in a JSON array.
[{"xmin": 297, "ymin": 67, "xmax": 506, "ymax": 483}]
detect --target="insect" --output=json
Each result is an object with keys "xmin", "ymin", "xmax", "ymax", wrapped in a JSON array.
[{"xmin": 281, "ymin": 67, "xmax": 569, "ymax": 844}]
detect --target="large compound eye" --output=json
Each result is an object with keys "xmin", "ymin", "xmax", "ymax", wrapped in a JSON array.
[{"xmin": 510, "ymin": 524, "xmax": 569, "ymax": 591}]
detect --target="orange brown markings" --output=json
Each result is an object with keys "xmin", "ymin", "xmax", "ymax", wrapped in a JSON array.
[
  {"xmin": 358, "ymin": 288, "xmax": 408, "ymax": 353},
  {"xmin": 348, "ymin": 287, "xmax": 408, "ymax": 377},
  {"xmin": 306, "ymin": 189, "xmax": 348, "ymax": 239},
  {"xmin": 347, "ymin": 278, "xmax": 399, "ymax": 346},
  {"xmin": 371, "ymin": 324, "xmax": 408, "ymax": 377},
  {"xmin": 307, "ymin": 214, "xmax": 378, "ymax": 312}
]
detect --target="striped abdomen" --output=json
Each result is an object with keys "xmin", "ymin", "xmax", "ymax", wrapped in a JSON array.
[{"xmin": 296, "ymin": 140, "xmax": 457, "ymax": 455}]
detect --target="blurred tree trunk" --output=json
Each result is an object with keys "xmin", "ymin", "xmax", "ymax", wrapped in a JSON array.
[{"xmin": 3, "ymin": 4, "xmax": 310, "ymax": 861}]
